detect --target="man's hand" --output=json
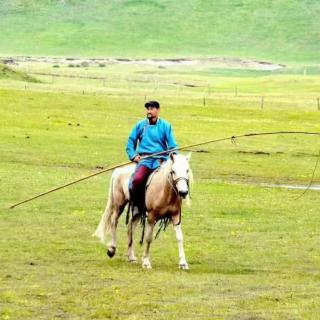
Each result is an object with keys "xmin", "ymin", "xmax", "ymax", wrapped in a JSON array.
[{"xmin": 133, "ymin": 155, "xmax": 141, "ymax": 163}]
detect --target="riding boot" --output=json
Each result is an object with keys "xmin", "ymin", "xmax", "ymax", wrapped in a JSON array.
[{"xmin": 129, "ymin": 189, "xmax": 141, "ymax": 219}]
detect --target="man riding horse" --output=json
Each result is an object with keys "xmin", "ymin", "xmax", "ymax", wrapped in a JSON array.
[
  {"xmin": 95, "ymin": 103, "xmax": 191, "ymax": 268},
  {"xmin": 126, "ymin": 100, "xmax": 178, "ymax": 218}
]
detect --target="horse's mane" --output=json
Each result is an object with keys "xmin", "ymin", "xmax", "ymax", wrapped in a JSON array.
[
  {"xmin": 161, "ymin": 158, "xmax": 173, "ymax": 176},
  {"xmin": 158, "ymin": 155, "xmax": 193, "ymax": 185}
]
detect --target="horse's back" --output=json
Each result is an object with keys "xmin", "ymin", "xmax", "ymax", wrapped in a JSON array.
[{"xmin": 112, "ymin": 163, "xmax": 136, "ymax": 201}]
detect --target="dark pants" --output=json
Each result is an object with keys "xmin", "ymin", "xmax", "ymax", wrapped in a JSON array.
[{"xmin": 130, "ymin": 165, "xmax": 154, "ymax": 209}]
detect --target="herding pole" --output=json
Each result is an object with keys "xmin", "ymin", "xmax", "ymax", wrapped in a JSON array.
[
  {"xmin": 9, "ymin": 131, "xmax": 320, "ymax": 209},
  {"xmin": 10, "ymin": 160, "xmax": 133, "ymax": 209}
]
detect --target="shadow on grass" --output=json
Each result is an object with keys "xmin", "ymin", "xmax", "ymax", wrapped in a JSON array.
[
  {"xmin": 189, "ymin": 264, "xmax": 261, "ymax": 275},
  {"xmin": 101, "ymin": 257, "xmax": 264, "ymax": 275}
]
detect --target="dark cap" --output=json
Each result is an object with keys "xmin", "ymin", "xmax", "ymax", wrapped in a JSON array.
[{"xmin": 145, "ymin": 100, "xmax": 160, "ymax": 109}]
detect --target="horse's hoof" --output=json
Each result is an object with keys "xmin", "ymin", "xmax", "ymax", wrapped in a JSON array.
[
  {"xmin": 107, "ymin": 246, "xmax": 116, "ymax": 258},
  {"xmin": 128, "ymin": 256, "xmax": 137, "ymax": 263},
  {"xmin": 179, "ymin": 263, "xmax": 189, "ymax": 270},
  {"xmin": 142, "ymin": 258, "xmax": 152, "ymax": 269}
]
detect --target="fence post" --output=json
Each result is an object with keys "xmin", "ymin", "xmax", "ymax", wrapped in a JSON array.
[
  {"xmin": 203, "ymin": 96, "xmax": 206, "ymax": 107},
  {"xmin": 260, "ymin": 96, "xmax": 264, "ymax": 109},
  {"xmin": 317, "ymin": 97, "xmax": 320, "ymax": 111}
]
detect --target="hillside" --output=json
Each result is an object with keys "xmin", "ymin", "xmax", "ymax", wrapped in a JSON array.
[
  {"xmin": 0, "ymin": 63, "xmax": 39, "ymax": 82},
  {"xmin": 0, "ymin": 0, "xmax": 319, "ymax": 64}
]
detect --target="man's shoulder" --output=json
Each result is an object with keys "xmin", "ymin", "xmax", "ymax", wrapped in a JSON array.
[
  {"xmin": 134, "ymin": 119, "xmax": 148, "ymax": 128},
  {"xmin": 158, "ymin": 118, "xmax": 172, "ymax": 127}
]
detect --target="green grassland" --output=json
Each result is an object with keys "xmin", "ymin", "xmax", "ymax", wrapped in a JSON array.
[
  {"xmin": 0, "ymin": 0, "xmax": 320, "ymax": 63},
  {"xmin": 1, "ymin": 1, "xmax": 319, "ymax": 318},
  {"xmin": 1, "ymin": 61, "xmax": 320, "ymax": 319}
]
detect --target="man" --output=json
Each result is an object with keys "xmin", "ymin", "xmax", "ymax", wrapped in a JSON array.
[{"xmin": 126, "ymin": 100, "xmax": 178, "ymax": 217}]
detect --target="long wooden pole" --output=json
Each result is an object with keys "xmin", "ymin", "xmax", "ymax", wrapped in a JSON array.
[{"xmin": 9, "ymin": 131, "xmax": 320, "ymax": 209}]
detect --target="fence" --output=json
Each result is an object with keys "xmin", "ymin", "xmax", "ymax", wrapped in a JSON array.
[{"xmin": 1, "ymin": 70, "xmax": 320, "ymax": 111}]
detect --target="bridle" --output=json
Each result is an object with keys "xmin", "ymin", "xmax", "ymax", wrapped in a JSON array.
[{"xmin": 168, "ymin": 170, "xmax": 190, "ymax": 196}]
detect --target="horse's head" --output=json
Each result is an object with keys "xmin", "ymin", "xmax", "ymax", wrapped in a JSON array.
[{"xmin": 169, "ymin": 152, "xmax": 192, "ymax": 199}]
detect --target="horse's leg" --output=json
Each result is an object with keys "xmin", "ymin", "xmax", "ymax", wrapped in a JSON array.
[
  {"xmin": 107, "ymin": 202, "xmax": 126, "ymax": 258},
  {"xmin": 106, "ymin": 209, "xmax": 117, "ymax": 258},
  {"xmin": 127, "ymin": 215, "xmax": 140, "ymax": 262},
  {"xmin": 142, "ymin": 220, "xmax": 155, "ymax": 269},
  {"xmin": 174, "ymin": 224, "xmax": 189, "ymax": 270}
]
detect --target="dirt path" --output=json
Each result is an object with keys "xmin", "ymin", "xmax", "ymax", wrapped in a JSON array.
[{"xmin": 2, "ymin": 56, "xmax": 284, "ymax": 71}]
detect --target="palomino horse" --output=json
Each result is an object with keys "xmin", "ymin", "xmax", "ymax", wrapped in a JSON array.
[{"xmin": 94, "ymin": 153, "xmax": 193, "ymax": 269}]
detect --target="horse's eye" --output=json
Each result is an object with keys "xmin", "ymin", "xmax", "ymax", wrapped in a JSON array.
[{"xmin": 171, "ymin": 170, "xmax": 175, "ymax": 175}]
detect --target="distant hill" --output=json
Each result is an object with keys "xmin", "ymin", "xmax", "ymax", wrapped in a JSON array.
[
  {"xmin": 0, "ymin": 63, "xmax": 39, "ymax": 82},
  {"xmin": 0, "ymin": 0, "xmax": 319, "ymax": 64}
]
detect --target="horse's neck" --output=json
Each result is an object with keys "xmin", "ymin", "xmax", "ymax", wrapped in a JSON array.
[{"xmin": 160, "ymin": 160, "xmax": 178, "ymax": 203}]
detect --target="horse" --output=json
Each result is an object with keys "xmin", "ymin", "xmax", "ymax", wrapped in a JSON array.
[{"xmin": 93, "ymin": 152, "xmax": 193, "ymax": 269}]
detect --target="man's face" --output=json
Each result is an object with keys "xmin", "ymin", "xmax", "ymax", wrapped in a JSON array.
[{"xmin": 146, "ymin": 106, "xmax": 159, "ymax": 120}]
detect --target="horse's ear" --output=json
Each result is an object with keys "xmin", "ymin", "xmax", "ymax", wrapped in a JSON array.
[
  {"xmin": 185, "ymin": 152, "xmax": 192, "ymax": 161},
  {"xmin": 170, "ymin": 152, "xmax": 176, "ymax": 161}
]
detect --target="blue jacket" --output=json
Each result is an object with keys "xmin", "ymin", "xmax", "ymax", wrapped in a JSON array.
[{"xmin": 126, "ymin": 118, "xmax": 178, "ymax": 168}]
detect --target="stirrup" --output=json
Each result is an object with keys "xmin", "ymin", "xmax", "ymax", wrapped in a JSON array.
[{"xmin": 132, "ymin": 205, "xmax": 140, "ymax": 219}]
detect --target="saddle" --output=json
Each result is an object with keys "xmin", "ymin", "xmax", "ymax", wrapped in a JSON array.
[
  {"xmin": 145, "ymin": 166, "xmax": 161, "ymax": 191},
  {"xmin": 126, "ymin": 162, "xmax": 164, "ymax": 222}
]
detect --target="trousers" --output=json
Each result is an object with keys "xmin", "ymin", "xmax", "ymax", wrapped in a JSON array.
[{"xmin": 130, "ymin": 164, "xmax": 154, "ymax": 209}]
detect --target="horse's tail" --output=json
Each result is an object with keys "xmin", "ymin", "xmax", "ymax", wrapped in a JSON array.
[{"xmin": 93, "ymin": 173, "xmax": 115, "ymax": 244}]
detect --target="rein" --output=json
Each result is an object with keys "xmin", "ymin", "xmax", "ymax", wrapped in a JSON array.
[{"xmin": 153, "ymin": 166, "xmax": 191, "ymax": 241}]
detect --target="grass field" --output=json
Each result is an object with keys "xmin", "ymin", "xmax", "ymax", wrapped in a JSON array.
[
  {"xmin": 1, "ymin": 61, "xmax": 320, "ymax": 319},
  {"xmin": 1, "ymin": 0, "xmax": 320, "ymax": 63}
]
